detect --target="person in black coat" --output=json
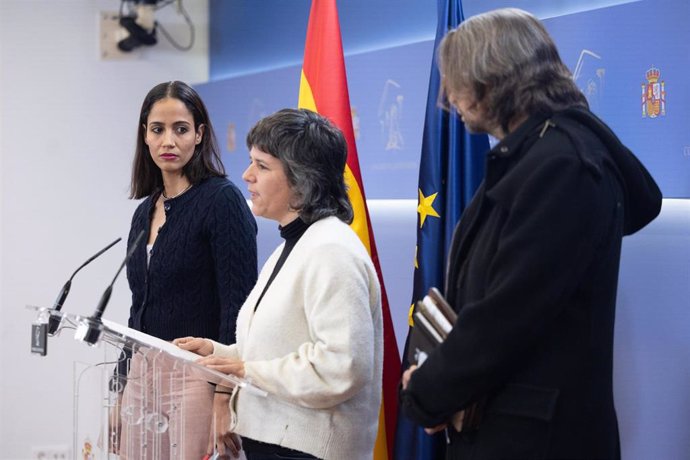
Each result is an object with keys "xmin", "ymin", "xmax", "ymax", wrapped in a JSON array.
[{"xmin": 400, "ymin": 8, "xmax": 662, "ymax": 459}]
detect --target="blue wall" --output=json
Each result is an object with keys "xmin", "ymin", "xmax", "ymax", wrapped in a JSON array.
[
  {"xmin": 197, "ymin": 40, "xmax": 433, "ymax": 200},
  {"xmin": 208, "ymin": 0, "xmax": 645, "ymax": 79},
  {"xmin": 203, "ymin": 0, "xmax": 689, "ymax": 199},
  {"xmin": 208, "ymin": 0, "xmax": 435, "ymax": 79},
  {"xmin": 545, "ymin": 1, "xmax": 690, "ymax": 198}
]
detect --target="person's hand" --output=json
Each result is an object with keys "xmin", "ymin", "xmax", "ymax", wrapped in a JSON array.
[
  {"xmin": 401, "ymin": 364, "xmax": 418, "ymax": 390},
  {"xmin": 214, "ymin": 432, "xmax": 242, "ymax": 459},
  {"xmin": 402, "ymin": 365, "xmax": 449, "ymax": 436},
  {"xmin": 424, "ymin": 423, "xmax": 448, "ymax": 435},
  {"xmin": 197, "ymin": 356, "xmax": 246, "ymax": 378},
  {"xmin": 173, "ymin": 336, "xmax": 214, "ymax": 356},
  {"xmin": 207, "ymin": 391, "xmax": 242, "ymax": 459}
]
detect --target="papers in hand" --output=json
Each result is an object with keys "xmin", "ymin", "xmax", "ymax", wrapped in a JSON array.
[{"xmin": 407, "ymin": 287, "xmax": 456, "ymax": 366}]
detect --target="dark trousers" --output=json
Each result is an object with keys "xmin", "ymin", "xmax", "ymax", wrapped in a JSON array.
[
  {"xmin": 241, "ymin": 437, "xmax": 318, "ymax": 460},
  {"xmin": 245, "ymin": 452, "xmax": 318, "ymax": 460}
]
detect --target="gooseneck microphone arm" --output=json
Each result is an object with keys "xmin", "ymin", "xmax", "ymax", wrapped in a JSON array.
[
  {"xmin": 48, "ymin": 237, "xmax": 122, "ymax": 335},
  {"xmin": 92, "ymin": 230, "xmax": 146, "ymax": 322},
  {"xmin": 52, "ymin": 237, "xmax": 123, "ymax": 312},
  {"xmin": 77, "ymin": 230, "xmax": 146, "ymax": 346}
]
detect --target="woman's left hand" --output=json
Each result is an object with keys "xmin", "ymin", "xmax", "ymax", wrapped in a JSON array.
[
  {"xmin": 173, "ymin": 336, "xmax": 215, "ymax": 356},
  {"xmin": 198, "ymin": 356, "xmax": 246, "ymax": 378}
]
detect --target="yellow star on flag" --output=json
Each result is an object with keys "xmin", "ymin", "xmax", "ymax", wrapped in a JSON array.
[{"xmin": 417, "ymin": 188, "xmax": 441, "ymax": 227}]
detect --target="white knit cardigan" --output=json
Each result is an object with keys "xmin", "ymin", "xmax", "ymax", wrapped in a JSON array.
[{"xmin": 212, "ymin": 216, "xmax": 383, "ymax": 460}]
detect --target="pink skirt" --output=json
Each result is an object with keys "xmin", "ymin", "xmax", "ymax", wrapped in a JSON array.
[{"xmin": 118, "ymin": 351, "xmax": 214, "ymax": 459}]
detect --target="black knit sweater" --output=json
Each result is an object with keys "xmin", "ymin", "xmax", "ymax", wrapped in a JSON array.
[{"xmin": 126, "ymin": 176, "xmax": 257, "ymax": 345}]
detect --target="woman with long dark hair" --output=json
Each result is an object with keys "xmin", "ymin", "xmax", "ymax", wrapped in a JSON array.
[{"xmin": 115, "ymin": 81, "xmax": 257, "ymax": 459}]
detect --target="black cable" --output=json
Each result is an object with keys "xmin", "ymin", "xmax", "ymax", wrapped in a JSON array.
[
  {"xmin": 118, "ymin": 0, "xmax": 134, "ymax": 19},
  {"xmin": 155, "ymin": 0, "xmax": 195, "ymax": 51},
  {"xmin": 154, "ymin": 0, "xmax": 177, "ymax": 10}
]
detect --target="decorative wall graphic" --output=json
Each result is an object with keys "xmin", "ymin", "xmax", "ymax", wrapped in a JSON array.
[
  {"xmin": 641, "ymin": 67, "xmax": 666, "ymax": 118},
  {"xmin": 379, "ymin": 79, "xmax": 405, "ymax": 151},
  {"xmin": 573, "ymin": 49, "xmax": 605, "ymax": 113}
]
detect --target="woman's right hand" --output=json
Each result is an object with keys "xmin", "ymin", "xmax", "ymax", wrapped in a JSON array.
[{"xmin": 173, "ymin": 336, "xmax": 214, "ymax": 356}]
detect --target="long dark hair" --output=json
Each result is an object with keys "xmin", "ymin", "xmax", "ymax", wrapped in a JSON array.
[
  {"xmin": 246, "ymin": 108, "xmax": 353, "ymax": 225},
  {"xmin": 130, "ymin": 81, "xmax": 226, "ymax": 199}
]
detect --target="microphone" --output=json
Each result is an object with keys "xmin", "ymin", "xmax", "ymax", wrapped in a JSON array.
[
  {"xmin": 48, "ymin": 237, "xmax": 123, "ymax": 335},
  {"xmin": 76, "ymin": 230, "xmax": 146, "ymax": 346}
]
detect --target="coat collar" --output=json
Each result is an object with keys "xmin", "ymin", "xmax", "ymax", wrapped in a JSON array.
[
  {"xmin": 483, "ymin": 113, "xmax": 554, "ymax": 191},
  {"xmin": 490, "ymin": 113, "xmax": 552, "ymax": 159}
]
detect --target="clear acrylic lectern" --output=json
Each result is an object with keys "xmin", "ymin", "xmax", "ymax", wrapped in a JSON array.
[{"xmin": 30, "ymin": 306, "xmax": 264, "ymax": 459}]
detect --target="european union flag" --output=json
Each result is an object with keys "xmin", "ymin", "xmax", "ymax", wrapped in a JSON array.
[{"xmin": 393, "ymin": 0, "xmax": 489, "ymax": 458}]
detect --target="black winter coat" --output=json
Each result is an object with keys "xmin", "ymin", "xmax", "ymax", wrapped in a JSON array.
[{"xmin": 401, "ymin": 109, "xmax": 661, "ymax": 459}]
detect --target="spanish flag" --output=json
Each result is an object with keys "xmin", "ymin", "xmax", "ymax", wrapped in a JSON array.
[{"xmin": 298, "ymin": 1, "xmax": 400, "ymax": 458}]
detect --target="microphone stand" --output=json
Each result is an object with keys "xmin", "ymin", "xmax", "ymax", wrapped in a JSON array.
[
  {"xmin": 48, "ymin": 237, "xmax": 123, "ymax": 335},
  {"xmin": 76, "ymin": 230, "xmax": 146, "ymax": 346}
]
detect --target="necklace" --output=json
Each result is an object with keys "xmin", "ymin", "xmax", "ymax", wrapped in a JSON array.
[{"xmin": 162, "ymin": 183, "xmax": 192, "ymax": 200}]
